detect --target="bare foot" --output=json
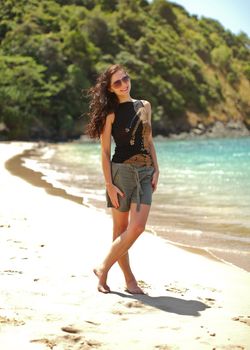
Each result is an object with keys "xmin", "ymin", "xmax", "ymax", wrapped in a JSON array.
[
  {"xmin": 93, "ymin": 268, "xmax": 110, "ymax": 294},
  {"xmin": 125, "ymin": 280, "xmax": 145, "ymax": 294}
]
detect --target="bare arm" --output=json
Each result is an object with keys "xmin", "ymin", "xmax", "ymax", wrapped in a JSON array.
[
  {"xmin": 100, "ymin": 113, "xmax": 113, "ymax": 185},
  {"xmin": 144, "ymin": 101, "xmax": 160, "ymax": 192},
  {"xmin": 100, "ymin": 113, "xmax": 124, "ymax": 208}
]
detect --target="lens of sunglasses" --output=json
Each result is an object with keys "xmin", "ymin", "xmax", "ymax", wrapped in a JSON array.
[{"xmin": 112, "ymin": 75, "xmax": 130, "ymax": 88}]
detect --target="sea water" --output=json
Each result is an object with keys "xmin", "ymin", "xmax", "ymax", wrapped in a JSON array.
[{"xmin": 23, "ymin": 137, "xmax": 250, "ymax": 271}]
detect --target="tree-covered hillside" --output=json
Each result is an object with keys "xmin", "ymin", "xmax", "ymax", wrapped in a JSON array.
[{"xmin": 0, "ymin": 0, "xmax": 249, "ymax": 140}]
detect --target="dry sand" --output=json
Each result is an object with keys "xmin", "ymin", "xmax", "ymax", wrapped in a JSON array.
[{"xmin": 0, "ymin": 141, "xmax": 250, "ymax": 350}]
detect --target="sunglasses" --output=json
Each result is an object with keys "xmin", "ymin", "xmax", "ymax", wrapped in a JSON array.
[{"xmin": 111, "ymin": 75, "xmax": 130, "ymax": 89}]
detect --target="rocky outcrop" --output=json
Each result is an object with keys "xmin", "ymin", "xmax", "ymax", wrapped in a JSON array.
[{"xmin": 168, "ymin": 120, "xmax": 250, "ymax": 140}]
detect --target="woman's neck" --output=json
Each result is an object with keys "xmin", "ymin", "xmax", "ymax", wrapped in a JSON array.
[{"xmin": 118, "ymin": 95, "xmax": 133, "ymax": 103}]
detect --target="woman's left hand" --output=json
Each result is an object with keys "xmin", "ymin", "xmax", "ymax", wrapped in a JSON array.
[{"xmin": 152, "ymin": 170, "xmax": 159, "ymax": 192}]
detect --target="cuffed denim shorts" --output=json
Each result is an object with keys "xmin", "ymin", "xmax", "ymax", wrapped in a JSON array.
[{"xmin": 106, "ymin": 162, "xmax": 155, "ymax": 212}]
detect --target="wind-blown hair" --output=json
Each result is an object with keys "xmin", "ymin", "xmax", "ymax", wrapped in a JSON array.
[{"xmin": 86, "ymin": 64, "xmax": 127, "ymax": 139}]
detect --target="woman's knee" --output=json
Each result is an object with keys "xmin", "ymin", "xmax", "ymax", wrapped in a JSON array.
[
  {"xmin": 113, "ymin": 223, "xmax": 128, "ymax": 238},
  {"xmin": 130, "ymin": 222, "xmax": 146, "ymax": 236}
]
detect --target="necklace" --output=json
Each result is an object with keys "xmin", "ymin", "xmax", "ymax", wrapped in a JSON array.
[
  {"xmin": 124, "ymin": 100, "xmax": 145, "ymax": 145},
  {"xmin": 129, "ymin": 117, "xmax": 141, "ymax": 145},
  {"xmin": 124, "ymin": 100, "xmax": 141, "ymax": 133},
  {"xmin": 125, "ymin": 111, "xmax": 139, "ymax": 133}
]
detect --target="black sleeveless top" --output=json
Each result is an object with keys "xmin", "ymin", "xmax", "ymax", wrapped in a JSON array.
[{"xmin": 111, "ymin": 100, "xmax": 153, "ymax": 166}]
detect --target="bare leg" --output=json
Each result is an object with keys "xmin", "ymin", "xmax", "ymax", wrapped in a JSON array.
[
  {"xmin": 94, "ymin": 204, "xmax": 151, "ymax": 293},
  {"xmin": 111, "ymin": 209, "xmax": 144, "ymax": 294},
  {"xmin": 93, "ymin": 268, "xmax": 110, "ymax": 293}
]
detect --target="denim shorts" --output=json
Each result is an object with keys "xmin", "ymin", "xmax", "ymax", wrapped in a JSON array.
[{"xmin": 106, "ymin": 162, "xmax": 155, "ymax": 212}]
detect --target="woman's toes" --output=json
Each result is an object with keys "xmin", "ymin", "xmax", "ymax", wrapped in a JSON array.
[
  {"xmin": 125, "ymin": 281, "xmax": 145, "ymax": 294},
  {"xmin": 98, "ymin": 284, "xmax": 110, "ymax": 293}
]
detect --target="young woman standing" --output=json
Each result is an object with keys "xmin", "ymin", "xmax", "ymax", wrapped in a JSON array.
[{"xmin": 86, "ymin": 64, "xmax": 159, "ymax": 294}]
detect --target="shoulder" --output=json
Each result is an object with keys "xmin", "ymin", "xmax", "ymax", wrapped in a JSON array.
[
  {"xmin": 101, "ymin": 114, "xmax": 112, "ymax": 145},
  {"xmin": 102, "ymin": 113, "xmax": 115, "ymax": 135},
  {"xmin": 106, "ymin": 112, "xmax": 115, "ymax": 124},
  {"xmin": 140, "ymin": 99, "xmax": 151, "ymax": 109},
  {"xmin": 140, "ymin": 99, "xmax": 150, "ymax": 106},
  {"xmin": 140, "ymin": 100, "xmax": 151, "ymax": 114}
]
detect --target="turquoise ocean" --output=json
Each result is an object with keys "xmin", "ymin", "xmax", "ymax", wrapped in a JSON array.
[{"xmin": 24, "ymin": 137, "xmax": 250, "ymax": 271}]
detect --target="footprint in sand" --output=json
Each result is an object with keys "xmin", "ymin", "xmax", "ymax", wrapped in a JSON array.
[
  {"xmin": 0, "ymin": 315, "xmax": 25, "ymax": 326},
  {"xmin": 30, "ymin": 338, "xmax": 57, "ymax": 349},
  {"xmin": 232, "ymin": 315, "xmax": 250, "ymax": 326},
  {"xmin": 137, "ymin": 279, "xmax": 151, "ymax": 290},
  {"xmin": 31, "ymin": 334, "xmax": 101, "ymax": 349},
  {"xmin": 3, "ymin": 270, "xmax": 23, "ymax": 275},
  {"xmin": 197, "ymin": 296, "xmax": 216, "ymax": 307},
  {"xmin": 164, "ymin": 283, "xmax": 189, "ymax": 295},
  {"xmin": 0, "ymin": 224, "xmax": 11, "ymax": 228},
  {"xmin": 85, "ymin": 320, "xmax": 101, "ymax": 326},
  {"xmin": 61, "ymin": 320, "xmax": 101, "ymax": 334},
  {"xmin": 123, "ymin": 301, "xmax": 145, "ymax": 309},
  {"xmin": 61, "ymin": 326, "xmax": 82, "ymax": 334},
  {"xmin": 112, "ymin": 300, "xmax": 147, "ymax": 317},
  {"xmin": 155, "ymin": 345, "xmax": 178, "ymax": 350},
  {"xmin": 194, "ymin": 283, "xmax": 221, "ymax": 293},
  {"xmin": 31, "ymin": 320, "xmax": 102, "ymax": 348}
]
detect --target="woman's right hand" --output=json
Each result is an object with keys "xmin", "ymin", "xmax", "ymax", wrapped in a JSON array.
[{"xmin": 106, "ymin": 184, "xmax": 124, "ymax": 209}]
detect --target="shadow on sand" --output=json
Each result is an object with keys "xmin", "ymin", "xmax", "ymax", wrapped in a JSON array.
[{"xmin": 111, "ymin": 291, "xmax": 209, "ymax": 316}]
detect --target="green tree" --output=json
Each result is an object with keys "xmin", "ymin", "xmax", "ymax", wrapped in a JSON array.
[
  {"xmin": 211, "ymin": 45, "xmax": 232, "ymax": 70},
  {"xmin": 0, "ymin": 0, "xmax": 249, "ymax": 139},
  {"xmin": 151, "ymin": 0, "xmax": 177, "ymax": 26},
  {"xmin": 0, "ymin": 56, "xmax": 55, "ymax": 138}
]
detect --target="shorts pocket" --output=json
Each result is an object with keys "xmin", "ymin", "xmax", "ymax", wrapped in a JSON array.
[{"xmin": 111, "ymin": 163, "xmax": 120, "ymax": 185}]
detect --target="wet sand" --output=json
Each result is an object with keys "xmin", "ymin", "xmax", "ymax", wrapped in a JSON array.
[{"xmin": 0, "ymin": 141, "xmax": 250, "ymax": 349}]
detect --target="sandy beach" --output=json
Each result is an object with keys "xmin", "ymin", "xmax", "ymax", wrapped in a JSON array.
[{"xmin": 0, "ymin": 141, "xmax": 250, "ymax": 350}]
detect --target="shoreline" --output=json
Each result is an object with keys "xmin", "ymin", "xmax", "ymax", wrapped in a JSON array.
[
  {"xmin": 1, "ymin": 141, "xmax": 250, "ymax": 349},
  {"xmin": 5, "ymin": 147, "xmax": 86, "ymax": 207},
  {"xmin": 9, "ymin": 141, "xmax": 250, "ymax": 273},
  {"xmin": 3, "ymin": 145, "xmax": 225, "ymax": 266}
]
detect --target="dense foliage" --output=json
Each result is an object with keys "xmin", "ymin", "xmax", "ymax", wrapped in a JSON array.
[{"xmin": 0, "ymin": 0, "xmax": 249, "ymax": 140}]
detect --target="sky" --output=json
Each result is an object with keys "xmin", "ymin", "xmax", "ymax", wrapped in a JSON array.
[{"xmin": 168, "ymin": 0, "xmax": 250, "ymax": 37}]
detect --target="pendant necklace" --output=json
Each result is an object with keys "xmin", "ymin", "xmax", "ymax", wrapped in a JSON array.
[
  {"xmin": 125, "ymin": 100, "xmax": 141, "ymax": 133},
  {"xmin": 125, "ymin": 111, "xmax": 139, "ymax": 133}
]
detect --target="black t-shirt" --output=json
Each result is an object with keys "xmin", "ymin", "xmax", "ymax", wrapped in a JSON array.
[{"xmin": 111, "ymin": 100, "xmax": 152, "ymax": 165}]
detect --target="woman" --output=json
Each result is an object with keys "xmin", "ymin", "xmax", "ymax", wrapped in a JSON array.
[{"xmin": 86, "ymin": 64, "xmax": 159, "ymax": 294}]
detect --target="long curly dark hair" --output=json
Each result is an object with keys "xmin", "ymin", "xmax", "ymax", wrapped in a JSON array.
[{"xmin": 85, "ymin": 64, "xmax": 127, "ymax": 139}]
